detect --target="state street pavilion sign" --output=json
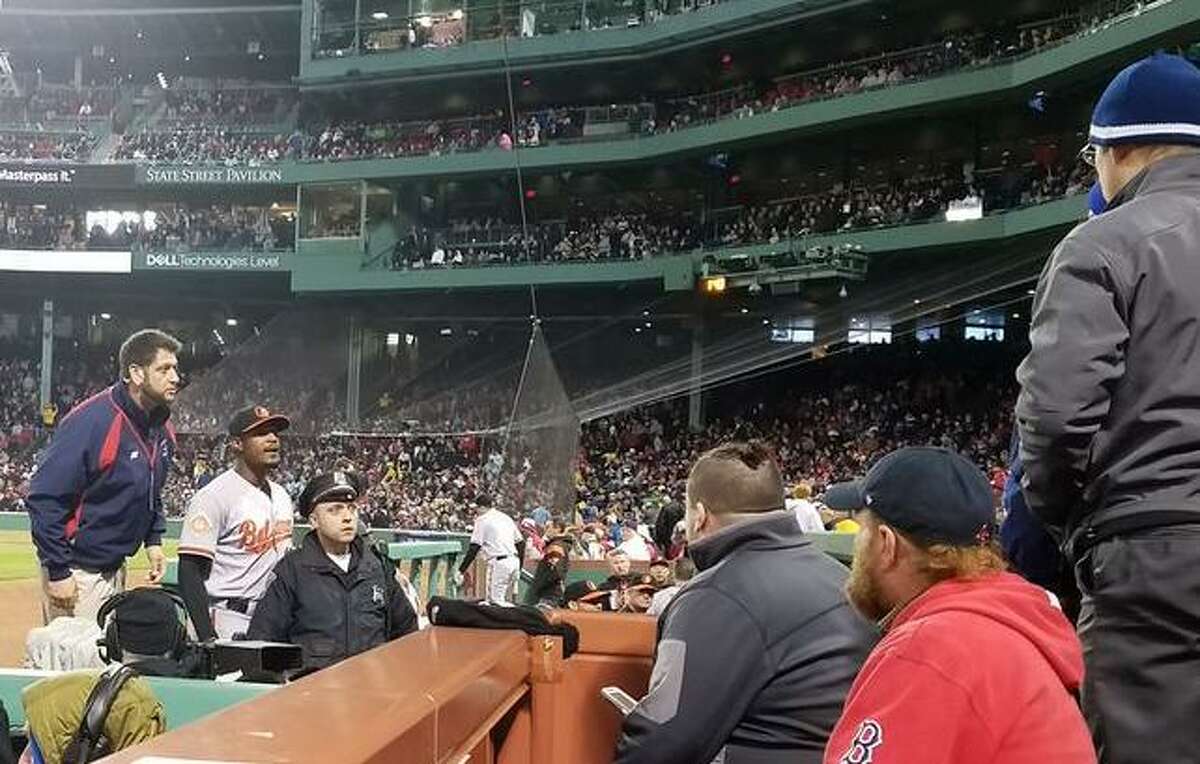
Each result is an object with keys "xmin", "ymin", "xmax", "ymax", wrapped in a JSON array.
[
  {"xmin": 134, "ymin": 251, "xmax": 291, "ymax": 272},
  {"xmin": 138, "ymin": 165, "xmax": 287, "ymax": 185}
]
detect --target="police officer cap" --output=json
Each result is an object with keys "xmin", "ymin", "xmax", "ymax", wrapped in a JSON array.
[{"xmin": 299, "ymin": 471, "xmax": 359, "ymax": 517}]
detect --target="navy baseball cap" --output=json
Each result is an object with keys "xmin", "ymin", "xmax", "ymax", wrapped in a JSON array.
[{"xmin": 823, "ymin": 447, "xmax": 995, "ymax": 546}]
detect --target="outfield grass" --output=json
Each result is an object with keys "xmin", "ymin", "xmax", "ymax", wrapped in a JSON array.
[{"xmin": 0, "ymin": 531, "xmax": 179, "ymax": 582}]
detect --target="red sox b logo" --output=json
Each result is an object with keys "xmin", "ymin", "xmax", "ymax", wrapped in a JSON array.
[{"xmin": 839, "ymin": 719, "xmax": 883, "ymax": 764}]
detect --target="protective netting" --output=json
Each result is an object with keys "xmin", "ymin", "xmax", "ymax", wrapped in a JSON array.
[
  {"xmin": 173, "ymin": 310, "xmax": 348, "ymax": 436},
  {"xmin": 492, "ymin": 321, "xmax": 581, "ymax": 522},
  {"xmin": 570, "ymin": 235, "xmax": 1057, "ymax": 421}
]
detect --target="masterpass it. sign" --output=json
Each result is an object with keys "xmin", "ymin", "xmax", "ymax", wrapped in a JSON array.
[{"xmin": 136, "ymin": 252, "xmax": 290, "ymax": 272}]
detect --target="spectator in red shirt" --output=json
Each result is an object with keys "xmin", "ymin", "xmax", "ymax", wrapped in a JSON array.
[{"xmin": 821, "ymin": 447, "xmax": 1094, "ymax": 764}]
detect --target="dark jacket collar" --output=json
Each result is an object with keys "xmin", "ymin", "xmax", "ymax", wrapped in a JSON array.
[
  {"xmin": 1107, "ymin": 151, "xmax": 1200, "ymax": 210},
  {"xmin": 689, "ymin": 510, "xmax": 804, "ymax": 571},
  {"xmin": 111, "ymin": 380, "xmax": 170, "ymax": 434},
  {"xmin": 299, "ymin": 529, "xmax": 364, "ymax": 574}
]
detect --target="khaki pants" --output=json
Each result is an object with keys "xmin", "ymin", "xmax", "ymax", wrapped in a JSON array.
[{"xmin": 40, "ymin": 566, "xmax": 126, "ymax": 625}]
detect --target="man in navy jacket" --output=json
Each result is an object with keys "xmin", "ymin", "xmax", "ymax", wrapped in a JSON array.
[{"xmin": 28, "ymin": 329, "xmax": 181, "ymax": 623}]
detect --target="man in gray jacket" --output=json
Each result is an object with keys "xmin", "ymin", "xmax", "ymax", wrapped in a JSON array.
[
  {"xmin": 614, "ymin": 441, "xmax": 875, "ymax": 764},
  {"xmin": 1016, "ymin": 53, "xmax": 1200, "ymax": 763}
]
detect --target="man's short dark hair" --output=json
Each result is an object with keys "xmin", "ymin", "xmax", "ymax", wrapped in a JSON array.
[
  {"xmin": 118, "ymin": 329, "xmax": 181, "ymax": 381},
  {"xmin": 687, "ymin": 440, "xmax": 785, "ymax": 517}
]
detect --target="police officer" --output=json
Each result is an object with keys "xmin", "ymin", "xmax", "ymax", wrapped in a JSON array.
[{"xmin": 246, "ymin": 471, "xmax": 417, "ymax": 671}]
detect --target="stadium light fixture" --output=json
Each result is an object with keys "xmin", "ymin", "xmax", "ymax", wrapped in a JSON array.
[
  {"xmin": 386, "ymin": 332, "xmax": 400, "ymax": 347},
  {"xmin": 644, "ymin": 322, "xmax": 652, "ymax": 329},
  {"xmin": 225, "ymin": 318, "xmax": 238, "ymax": 327}
]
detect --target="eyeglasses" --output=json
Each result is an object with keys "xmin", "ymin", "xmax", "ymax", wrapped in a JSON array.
[{"xmin": 1078, "ymin": 144, "xmax": 1098, "ymax": 168}]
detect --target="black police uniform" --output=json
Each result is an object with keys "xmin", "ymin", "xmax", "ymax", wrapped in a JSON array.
[{"xmin": 246, "ymin": 530, "xmax": 418, "ymax": 670}]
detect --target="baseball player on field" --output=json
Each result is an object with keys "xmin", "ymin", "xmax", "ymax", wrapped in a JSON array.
[
  {"xmin": 456, "ymin": 495, "xmax": 526, "ymax": 604},
  {"xmin": 177, "ymin": 406, "xmax": 295, "ymax": 640}
]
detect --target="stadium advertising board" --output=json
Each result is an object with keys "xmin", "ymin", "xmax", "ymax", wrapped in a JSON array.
[
  {"xmin": 0, "ymin": 163, "xmax": 135, "ymax": 188},
  {"xmin": 0, "ymin": 250, "xmax": 132, "ymax": 274},
  {"xmin": 134, "ymin": 251, "xmax": 291, "ymax": 272},
  {"xmin": 139, "ymin": 165, "xmax": 288, "ymax": 185}
]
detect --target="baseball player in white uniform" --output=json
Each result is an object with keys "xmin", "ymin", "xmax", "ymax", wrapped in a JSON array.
[
  {"xmin": 456, "ymin": 496, "xmax": 526, "ymax": 604},
  {"xmin": 177, "ymin": 406, "xmax": 295, "ymax": 640}
]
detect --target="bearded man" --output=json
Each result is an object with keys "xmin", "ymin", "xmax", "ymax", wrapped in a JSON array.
[{"xmin": 822, "ymin": 447, "xmax": 1095, "ymax": 764}]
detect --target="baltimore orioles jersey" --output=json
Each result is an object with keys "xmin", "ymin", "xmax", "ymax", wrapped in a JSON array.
[{"xmin": 178, "ymin": 468, "xmax": 294, "ymax": 602}]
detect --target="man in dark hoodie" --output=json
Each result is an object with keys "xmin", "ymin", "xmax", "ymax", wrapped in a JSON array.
[
  {"xmin": 615, "ymin": 440, "xmax": 875, "ymax": 764},
  {"xmin": 823, "ymin": 447, "xmax": 1094, "ymax": 764}
]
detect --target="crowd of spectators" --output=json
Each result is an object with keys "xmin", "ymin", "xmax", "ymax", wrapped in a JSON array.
[
  {"xmin": 113, "ymin": 126, "xmax": 292, "ymax": 164},
  {"xmin": 313, "ymin": 6, "xmax": 1142, "ymax": 165},
  {"xmin": 104, "ymin": 2, "xmax": 1150, "ymax": 166},
  {"xmin": 0, "ymin": 203, "xmax": 295, "ymax": 252},
  {"xmin": 0, "ymin": 338, "xmax": 1018, "ymax": 539},
  {"xmin": 0, "ymin": 85, "xmax": 114, "ymax": 127},
  {"xmin": 0, "ymin": 2, "xmax": 1162, "ymax": 164},
  {"xmin": 0, "ymin": 344, "xmax": 114, "ymax": 513},
  {"xmin": 387, "ymin": 151, "xmax": 1090, "ymax": 269},
  {"xmin": 0, "ymin": 145, "xmax": 1086, "ymax": 259},
  {"xmin": 317, "ymin": 0, "xmax": 727, "ymax": 58},
  {"xmin": 0, "ymin": 130, "xmax": 97, "ymax": 161},
  {"xmin": 161, "ymin": 88, "xmax": 291, "ymax": 128}
]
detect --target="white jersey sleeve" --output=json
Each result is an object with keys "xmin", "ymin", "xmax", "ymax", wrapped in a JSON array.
[{"xmin": 178, "ymin": 489, "xmax": 223, "ymax": 559}]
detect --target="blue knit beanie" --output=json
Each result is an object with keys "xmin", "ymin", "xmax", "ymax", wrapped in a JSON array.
[{"xmin": 1090, "ymin": 53, "xmax": 1200, "ymax": 147}]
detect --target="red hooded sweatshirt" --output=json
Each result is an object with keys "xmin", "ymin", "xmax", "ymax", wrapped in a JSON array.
[{"xmin": 824, "ymin": 572, "xmax": 1095, "ymax": 764}]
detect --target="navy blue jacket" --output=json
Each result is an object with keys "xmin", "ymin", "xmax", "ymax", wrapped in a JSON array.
[
  {"xmin": 1000, "ymin": 434, "xmax": 1062, "ymax": 591},
  {"xmin": 27, "ymin": 382, "xmax": 175, "ymax": 580}
]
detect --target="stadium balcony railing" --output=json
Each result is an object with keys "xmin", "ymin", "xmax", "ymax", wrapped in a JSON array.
[
  {"xmin": 299, "ymin": 0, "xmax": 858, "ymax": 84},
  {"xmin": 292, "ymin": 192, "xmax": 1086, "ymax": 292},
  {"xmin": 286, "ymin": 0, "xmax": 1198, "ymax": 184}
]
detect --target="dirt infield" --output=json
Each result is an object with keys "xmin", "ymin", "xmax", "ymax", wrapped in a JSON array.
[
  {"xmin": 0, "ymin": 578, "xmax": 42, "ymax": 667},
  {"xmin": 0, "ymin": 572, "xmax": 155, "ymax": 668}
]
